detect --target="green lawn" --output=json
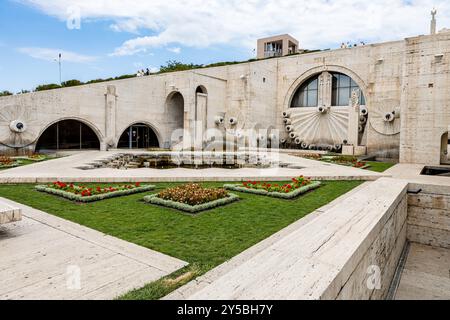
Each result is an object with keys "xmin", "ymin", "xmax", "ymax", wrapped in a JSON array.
[
  {"xmin": 365, "ymin": 161, "xmax": 396, "ymax": 173},
  {"xmin": 0, "ymin": 157, "xmax": 50, "ymax": 171},
  {"xmin": 0, "ymin": 180, "xmax": 362, "ymax": 299}
]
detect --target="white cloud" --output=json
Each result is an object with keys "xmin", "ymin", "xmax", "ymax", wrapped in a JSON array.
[
  {"xmin": 167, "ymin": 47, "xmax": 181, "ymax": 54},
  {"xmin": 18, "ymin": 0, "xmax": 450, "ymax": 56},
  {"xmin": 18, "ymin": 47, "xmax": 97, "ymax": 63}
]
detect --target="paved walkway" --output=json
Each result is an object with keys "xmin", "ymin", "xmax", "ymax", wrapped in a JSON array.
[
  {"xmin": 395, "ymin": 243, "xmax": 450, "ymax": 300},
  {"xmin": 0, "ymin": 197, "xmax": 187, "ymax": 300},
  {"xmin": 0, "ymin": 151, "xmax": 385, "ymax": 183},
  {"xmin": 385, "ymin": 163, "xmax": 450, "ymax": 187}
]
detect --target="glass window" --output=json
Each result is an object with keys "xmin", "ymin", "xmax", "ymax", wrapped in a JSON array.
[
  {"xmin": 331, "ymin": 72, "xmax": 365, "ymax": 106},
  {"xmin": 290, "ymin": 75, "xmax": 319, "ymax": 108},
  {"xmin": 35, "ymin": 120, "xmax": 100, "ymax": 151}
]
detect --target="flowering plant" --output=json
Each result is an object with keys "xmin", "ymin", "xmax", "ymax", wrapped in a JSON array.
[
  {"xmin": 157, "ymin": 184, "xmax": 229, "ymax": 206},
  {"xmin": 47, "ymin": 181, "xmax": 145, "ymax": 197},
  {"xmin": 224, "ymin": 176, "xmax": 320, "ymax": 199},
  {"xmin": 0, "ymin": 156, "xmax": 14, "ymax": 165},
  {"xmin": 36, "ymin": 182, "xmax": 154, "ymax": 203},
  {"xmin": 301, "ymin": 154, "xmax": 322, "ymax": 160},
  {"xmin": 241, "ymin": 176, "xmax": 312, "ymax": 194}
]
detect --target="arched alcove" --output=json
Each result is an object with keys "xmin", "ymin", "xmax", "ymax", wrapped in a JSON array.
[
  {"xmin": 35, "ymin": 119, "xmax": 101, "ymax": 152},
  {"xmin": 166, "ymin": 92, "xmax": 185, "ymax": 146},
  {"xmin": 117, "ymin": 123, "xmax": 160, "ymax": 149},
  {"xmin": 196, "ymin": 85, "xmax": 207, "ymax": 94}
]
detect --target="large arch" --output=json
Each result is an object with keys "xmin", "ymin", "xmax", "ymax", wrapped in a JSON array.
[
  {"xmin": 284, "ymin": 65, "xmax": 369, "ymax": 110},
  {"xmin": 117, "ymin": 122, "xmax": 161, "ymax": 149},
  {"xmin": 35, "ymin": 118, "xmax": 102, "ymax": 152}
]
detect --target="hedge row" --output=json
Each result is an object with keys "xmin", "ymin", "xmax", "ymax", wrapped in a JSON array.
[
  {"xmin": 144, "ymin": 193, "xmax": 240, "ymax": 213},
  {"xmin": 35, "ymin": 185, "xmax": 155, "ymax": 203},
  {"xmin": 223, "ymin": 181, "xmax": 321, "ymax": 199}
]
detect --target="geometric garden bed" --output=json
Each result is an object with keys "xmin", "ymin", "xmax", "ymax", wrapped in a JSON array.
[
  {"xmin": 35, "ymin": 182, "xmax": 155, "ymax": 203},
  {"xmin": 143, "ymin": 183, "xmax": 239, "ymax": 213},
  {"xmin": 144, "ymin": 193, "xmax": 239, "ymax": 214},
  {"xmin": 224, "ymin": 177, "xmax": 321, "ymax": 199}
]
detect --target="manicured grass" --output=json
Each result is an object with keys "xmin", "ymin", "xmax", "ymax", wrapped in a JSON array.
[
  {"xmin": 365, "ymin": 161, "xmax": 396, "ymax": 173},
  {"xmin": 0, "ymin": 158, "xmax": 50, "ymax": 171},
  {"xmin": 0, "ymin": 180, "xmax": 362, "ymax": 299}
]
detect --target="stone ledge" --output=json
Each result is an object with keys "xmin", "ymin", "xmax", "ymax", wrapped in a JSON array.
[
  {"xmin": 0, "ymin": 201, "xmax": 21, "ymax": 225},
  {"xmin": 168, "ymin": 178, "xmax": 408, "ymax": 300}
]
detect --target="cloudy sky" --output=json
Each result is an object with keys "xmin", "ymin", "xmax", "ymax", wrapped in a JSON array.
[{"xmin": 1, "ymin": 0, "xmax": 449, "ymax": 92}]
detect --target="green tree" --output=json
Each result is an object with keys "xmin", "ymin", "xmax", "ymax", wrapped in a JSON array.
[
  {"xmin": 159, "ymin": 60, "xmax": 202, "ymax": 73},
  {"xmin": 114, "ymin": 74, "xmax": 136, "ymax": 80},
  {"xmin": 61, "ymin": 79, "xmax": 83, "ymax": 87},
  {"xmin": 35, "ymin": 84, "xmax": 62, "ymax": 91},
  {"xmin": 0, "ymin": 90, "xmax": 13, "ymax": 97}
]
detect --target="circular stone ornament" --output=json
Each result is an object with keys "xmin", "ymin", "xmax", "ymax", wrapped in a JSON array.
[
  {"xmin": 369, "ymin": 103, "xmax": 401, "ymax": 135},
  {"xmin": 10, "ymin": 120, "xmax": 27, "ymax": 133},
  {"xmin": 0, "ymin": 104, "xmax": 39, "ymax": 148}
]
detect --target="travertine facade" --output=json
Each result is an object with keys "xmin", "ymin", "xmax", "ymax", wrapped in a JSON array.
[{"xmin": 0, "ymin": 31, "xmax": 449, "ymax": 164}]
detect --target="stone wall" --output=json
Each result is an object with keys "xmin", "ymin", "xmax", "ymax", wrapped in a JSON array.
[
  {"xmin": 407, "ymin": 183, "xmax": 450, "ymax": 248},
  {"xmin": 173, "ymin": 178, "xmax": 409, "ymax": 300},
  {"xmin": 400, "ymin": 31, "xmax": 450, "ymax": 164},
  {"xmin": 1, "ymin": 31, "xmax": 449, "ymax": 161},
  {"xmin": 322, "ymin": 179, "xmax": 408, "ymax": 300}
]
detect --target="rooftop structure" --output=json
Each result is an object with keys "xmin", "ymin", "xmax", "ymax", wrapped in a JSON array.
[{"xmin": 256, "ymin": 34, "xmax": 299, "ymax": 59}]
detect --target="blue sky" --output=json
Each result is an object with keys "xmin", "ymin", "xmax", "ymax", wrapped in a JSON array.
[{"xmin": 0, "ymin": 0, "xmax": 449, "ymax": 92}]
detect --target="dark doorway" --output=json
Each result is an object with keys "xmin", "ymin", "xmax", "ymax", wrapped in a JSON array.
[
  {"xmin": 117, "ymin": 123, "xmax": 159, "ymax": 149},
  {"xmin": 35, "ymin": 120, "xmax": 100, "ymax": 151}
]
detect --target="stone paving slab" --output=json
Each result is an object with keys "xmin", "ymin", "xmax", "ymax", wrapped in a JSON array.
[
  {"xmin": 385, "ymin": 163, "xmax": 450, "ymax": 187},
  {"xmin": 0, "ymin": 197, "xmax": 188, "ymax": 300},
  {"xmin": 395, "ymin": 243, "xmax": 450, "ymax": 300},
  {"xmin": 0, "ymin": 151, "xmax": 385, "ymax": 183}
]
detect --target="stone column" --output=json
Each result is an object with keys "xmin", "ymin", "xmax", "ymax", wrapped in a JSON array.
[
  {"xmin": 347, "ymin": 89, "xmax": 360, "ymax": 148},
  {"xmin": 318, "ymin": 72, "xmax": 332, "ymax": 108},
  {"xmin": 105, "ymin": 85, "xmax": 117, "ymax": 150},
  {"xmin": 195, "ymin": 93, "xmax": 208, "ymax": 149}
]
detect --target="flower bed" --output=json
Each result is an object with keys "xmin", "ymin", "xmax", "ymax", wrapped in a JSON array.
[
  {"xmin": 320, "ymin": 155, "xmax": 370, "ymax": 169},
  {"xmin": 24, "ymin": 154, "xmax": 47, "ymax": 162},
  {"xmin": 0, "ymin": 156, "xmax": 20, "ymax": 169},
  {"xmin": 224, "ymin": 176, "xmax": 321, "ymax": 199},
  {"xmin": 144, "ymin": 183, "xmax": 239, "ymax": 213},
  {"xmin": 35, "ymin": 182, "xmax": 155, "ymax": 203}
]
